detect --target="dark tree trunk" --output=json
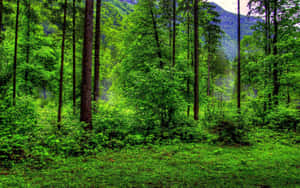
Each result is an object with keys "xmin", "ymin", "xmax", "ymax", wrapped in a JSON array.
[
  {"xmin": 72, "ymin": 0, "xmax": 76, "ymax": 114},
  {"xmin": 94, "ymin": 0, "xmax": 102, "ymax": 102},
  {"xmin": 187, "ymin": 5, "xmax": 190, "ymax": 117},
  {"xmin": 57, "ymin": 0, "xmax": 68, "ymax": 128},
  {"xmin": 149, "ymin": 2, "xmax": 163, "ymax": 68},
  {"xmin": 193, "ymin": 0, "xmax": 199, "ymax": 120},
  {"xmin": 0, "ymin": 0, "xmax": 3, "ymax": 42},
  {"xmin": 13, "ymin": 0, "xmax": 20, "ymax": 106},
  {"xmin": 273, "ymin": 0, "xmax": 279, "ymax": 106},
  {"xmin": 80, "ymin": 0, "xmax": 94, "ymax": 130},
  {"xmin": 172, "ymin": 0, "xmax": 176, "ymax": 67},
  {"xmin": 25, "ymin": 0, "xmax": 31, "ymax": 94},
  {"xmin": 237, "ymin": 0, "xmax": 241, "ymax": 110},
  {"xmin": 207, "ymin": 32, "xmax": 211, "ymax": 97}
]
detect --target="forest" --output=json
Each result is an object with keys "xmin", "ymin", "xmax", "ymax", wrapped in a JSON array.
[{"xmin": 0, "ymin": 0, "xmax": 299, "ymax": 187}]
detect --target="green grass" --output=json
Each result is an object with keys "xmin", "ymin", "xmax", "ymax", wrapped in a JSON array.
[{"xmin": 1, "ymin": 130, "xmax": 300, "ymax": 187}]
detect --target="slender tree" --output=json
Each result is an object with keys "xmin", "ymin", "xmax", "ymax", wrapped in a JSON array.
[
  {"xmin": 81, "ymin": 0, "xmax": 94, "ymax": 130},
  {"xmin": 0, "ymin": 0, "xmax": 3, "ymax": 43},
  {"xmin": 94, "ymin": 0, "xmax": 102, "ymax": 102},
  {"xmin": 57, "ymin": 0, "xmax": 68, "ymax": 127},
  {"xmin": 193, "ymin": 0, "xmax": 199, "ymax": 120},
  {"xmin": 172, "ymin": 0, "xmax": 176, "ymax": 66},
  {"xmin": 13, "ymin": 0, "xmax": 20, "ymax": 106},
  {"xmin": 186, "ymin": 1, "xmax": 191, "ymax": 117},
  {"xmin": 237, "ymin": 0, "xmax": 241, "ymax": 110},
  {"xmin": 24, "ymin": 0, "xmax": 31, "ymax": 93},
  {"xmin": 272, "ymin": 0, "xmax": 279, "ymax": 106},
  {"xmin": 149, "ymin": 1, "xmax": 163, "ymax": 68},
  {"xmin": 72, "ymin": 0, "xmax": 76, "ymax": 113}
]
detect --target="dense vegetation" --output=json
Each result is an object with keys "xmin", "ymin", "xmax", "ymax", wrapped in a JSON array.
[{"xmin": 0, "ymin": 0, "xmax": 299, "ymax": 187}]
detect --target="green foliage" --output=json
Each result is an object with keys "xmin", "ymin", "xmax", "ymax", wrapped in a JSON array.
[
  {"xmin": 267, "ymin": 106, "xmax": 300, "ymax": 132},
  {"xmin": 0, "ymin": 97, "xmax": 37, "ymax": 167}
]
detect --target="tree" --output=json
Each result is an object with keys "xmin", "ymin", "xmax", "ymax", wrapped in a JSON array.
[
  {"xmin": 272, "ymin": 0, "xmax": 279, "ymax": 106},
  {"xmin": 172, "ymin": 0, "xmax": 176, "ymax": 67},
  {"xmin": 0, "ymin": 0, "xmax": 3, "ymax": 43},
  {"xmin": 81, "ymin": 0, "xmax": 94, "ymax": 130},
  {"xmin": 94, "ymin": 0, "xmax": 102, "ymax": 102},
  {"xmin": 193, "ymin": 0, "xmax": 199, "ymax": 120},
  {"xmin": 13, "ymin": 0, "xmax": 20, "ymax": 106},
  {"xmin": 72, "ymin": 0, "xmax": 76, "ymax": 113},
  {"xmin": 24, "ymin": 0, "xmax": 31, "ymax": 93},
  {"xmin": 237, "ymin": 0, "xmax": 241, "ymax": 110},
  {"xmin": 57, "ymin": 0, "xmax": 68, "ymax": 127}
]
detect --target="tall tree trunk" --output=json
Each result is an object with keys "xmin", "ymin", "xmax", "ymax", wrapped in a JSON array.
[
  {"xmin": 94, "ymin": 0, "xmax": 102, "ymax": 102},
  {"xmin": 273, "ymin": 0, "xmax": 279, "ymax": 106},
  {"xmin": 237, "ymin": 0, "xmax": 241, "ymax": 111},
  {"xmin": 57, "ymin": 0, "xmax": 68, "ymax": 128},
  {"xmin": 0, "ymin": 0, "xmax": 3, "ymax": 43},
  {"xmin": 13, "ymin": 0, "xmax": 20, "ymax": 106},
  {"xmin": 187, "ymin": 6, "xmax": 190, "ymax": 117},
  {"xmin": 172, "ymin": 0, "xmax": 176, "ymax": 67},
  {"xmin": 80, "ymin": 0, "xmax": 94, "ymax": 130},
  {"xmin": 72, "ymin": 0, "xmax": 76, "ymax": 114},
  {"xmin": 25, "ymin": 0, "xmax": 31, "ymax": 94},
  {"xmin": 149, "ymin": 1, "xmax": 163, "ymax": 68},
  {"xmin": 193, "ymin": 0, "xmax": 199, "ymax": 120},
  {"xmin": 207, "ymin": 32, "xmax": 211, "ymax": 97}
]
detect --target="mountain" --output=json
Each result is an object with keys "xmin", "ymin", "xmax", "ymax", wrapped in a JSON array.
[
  {"xmin": 111, "ymin": 0, "xmax": 261, "ymax": 60},
  {"xmin": 211, "ymin": 3, "xmax": 261, "ymax": 60}
]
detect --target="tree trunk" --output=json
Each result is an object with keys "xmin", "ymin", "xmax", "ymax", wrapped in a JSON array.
[
  {"xmin": 237, "ymin": 0, "xmax": 241, "ymax": 111},
  {"xmin": 193, "ymin": 0, "xmax": 199, "ymax": 120},
  {"xmin": 57, "ymin": 0, "xmax": 68, "ymax": 128},
  {"xmin": 207, "ymin": 32, "xmax": 211, "ymax": 97},
  {"xmin": 0, "ymin": 0, "xmax": 3, "ymax": 43},
  {"xmin": 13, "ymin": 0, "xmax": 20, "ymax": 106},
  {"xmin": 187, "ymin": 6, "xmax": 190, "ymax": 117},
  {"xmin": 172, "ymin": 0, "xmax": 176, "ymax": 67},
  {"xmin": 94, "ymin": 0, "xmax": 102, "ymax": 102},
  {"xmin": 25, "ymin": 0, "xmax": 31, "ymax": 94},
  {"xmin": 273, "ymin": 0, "xmax": 279, "ymax": 106},
  {"xmin": 149, "ymin": 1, "xmax": 163, "ymax": 68},
  {"xmin": 80, "ymin": 0, "xmax": 94, "ymax": 130},
  {"xmin": 72, "ymin": 0, "xmax": 76, "ymax": 114}
]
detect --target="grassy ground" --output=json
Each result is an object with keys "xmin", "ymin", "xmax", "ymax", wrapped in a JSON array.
[{"xmin": 1, "ymin": 130, "xmax": 299, "ymax": 187}]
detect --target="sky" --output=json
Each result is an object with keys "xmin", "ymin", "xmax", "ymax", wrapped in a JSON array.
[{"xmin": 207, "ymin": 0, "xmax": 250, "ymax": 16}]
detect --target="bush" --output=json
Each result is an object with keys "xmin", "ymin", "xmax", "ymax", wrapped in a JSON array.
[
  {"xmin": 267, "ymin": 106, "xmax": 300, "ymax": 132},
  {"xmin": 205, "ymin": 111, "xmax": 249, "ymax": 145},
  {"xmin": 0, "ymin": 97, "xmax": 37, "ymax": 168}
]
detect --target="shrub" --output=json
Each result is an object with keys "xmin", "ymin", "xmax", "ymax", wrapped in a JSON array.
[{"xmin": 267, "ymin": 106, "xmax": 300, "ymax": 132}]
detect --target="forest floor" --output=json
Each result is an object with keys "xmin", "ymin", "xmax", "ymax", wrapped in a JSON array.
[{"xmin": 0, "ymin": 129, "xmax": 299, "ymax": 187}]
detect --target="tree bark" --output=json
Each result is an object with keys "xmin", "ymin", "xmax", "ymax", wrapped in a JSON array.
[
  {"xmin": 172, "ymin": 0, "xmax": 176, "ymax": 67},
  {"xmin": 273, "ymin": 0, "xmax": 279, "ymax": 106},
  {"xmin": 149, "ymin": 1, "xmax": 163, "ymax": 68},
  {"xmin": 187, "ymin": 5, "xmax": 190, "ymax": 117},
  {"xmin": 237, "ymin": 0, "xmax": 241, "ymax": 111},
  {"xmin": 25, "ymin": 0, "xmax": 31, "ymax": 94},
  {"xmin": 57, "ymin": 0, "xmax": 68, "ymax": 127},
  {"xmin": 193, "ymin": 0, "xmax": 199, "ymax": 120},
  {"xmin": 0, "ymin": 0, "xmax": 3, "ymax": 43},
  {"xmin": 94, "ymin": 0, "xmax": 102, "ymax": 102},
  {"xmin": 72, "ymin": 0, "xmax": 76, "ymax": 114},
  {"xmin": 80, "ymin": 0, "xmax": 94, "ymax": 130},
  {"xmin": 13, "ymin": 0, "xmax": 20, "ymax": 106}
]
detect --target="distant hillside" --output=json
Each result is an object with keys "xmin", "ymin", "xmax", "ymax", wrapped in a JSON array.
[
  {"xmin": 211, "ymin": 3, "xmax": 261, "ymax": 60},
  {"xmin": 112, "ymin": 0, "xmax": 261, "ymax": 60}
]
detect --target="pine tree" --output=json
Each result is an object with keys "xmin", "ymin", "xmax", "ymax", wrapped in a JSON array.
[
  {"xmin": 193, "ymin": 0, "xmax": 199, "ymax": 120},
  {"xmin": 94, "ymin": 0, "xmax": 102, "ymax": 102},
  {"xmin": 13, "ymin": 0, "xmax": 20, "ymax": 106},
  {"xmin": 57, "ymin": 0, "xmax": 68, "ymax": 127},
  {"xmin": 81, "ymin": 0, "xmax": 94, "ymax": 129}
]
